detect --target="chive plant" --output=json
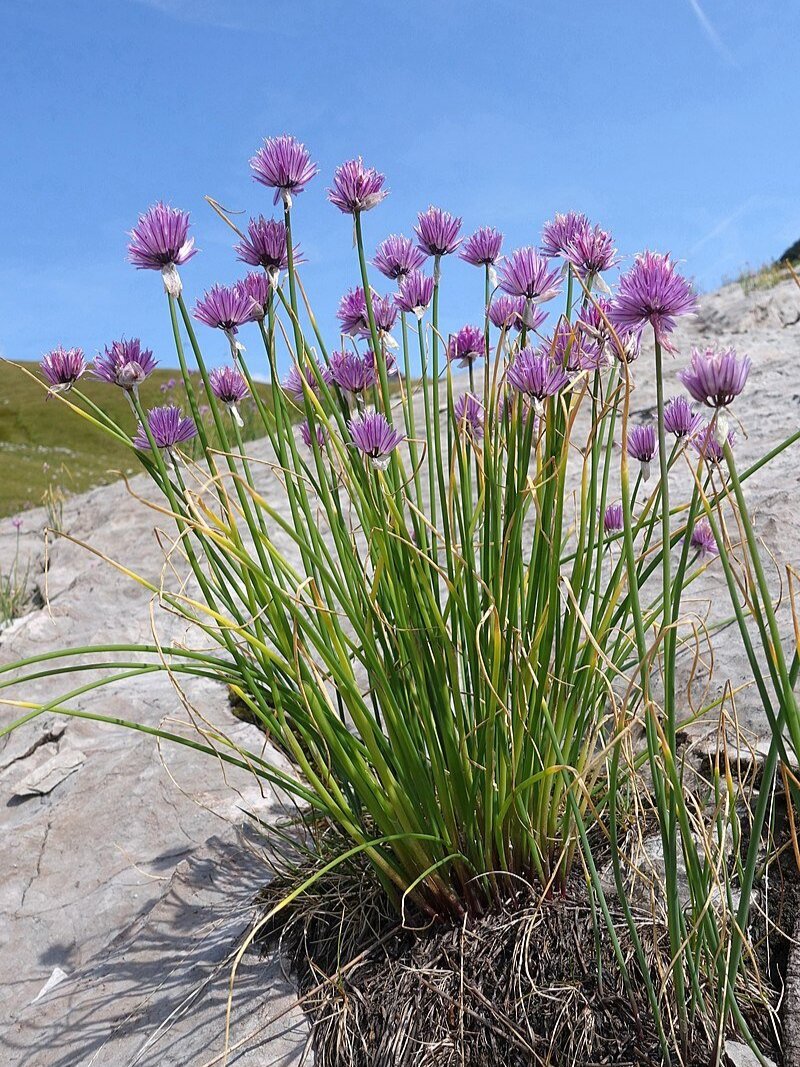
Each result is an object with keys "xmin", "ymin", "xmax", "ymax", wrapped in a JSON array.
[{"xmin": 3, "ymin": 140, "xmax": 799, "ymax": 1064}]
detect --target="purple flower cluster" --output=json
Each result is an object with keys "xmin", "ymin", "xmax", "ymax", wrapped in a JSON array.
[
  {"xmin": 373, "ymin": 235, "xmax": 427, "ymax": 280},
  {"xmin": 603, "ymin": 503, "xmax": 623, "ymax": 534},
  {"xmin": 663, "ymin": 396, "xmax": 703, "ymax": 439},
  {"xmin": 40, "ymin": 346, "xmax": 87, "ymax": 392},
  {"xmin": 209, "ymin": 366, "xmax": 249, "ymax": 426},
  {"xmin": 328, "ymin": 158, "xmax": 388, "ymax": 215},
  {"xmin": 394, "ymin": 271, "xmax": 435, "ymax": 317},
  {"xmin": 626, "ymin": 424, "xmax": 657, "ymax": 479},
  {"xmin": 459, "ymin": 227, "xmax": 503, "ymax": 267},
  {"xmin": 453, "ymin": 392, "xmax": 485, "ymax": 439},
  {"xmin": 284, "ymin": 360, "xmax": 326, "ymax": 402},
  {"xmin": 327, "ymin": 350, "xmax": 376, "ymax": 395},
  {"xmin": 94, "ymin": 338, "xmax": 158, "ymax": 390},
  {"xmin": 128, "ymin": 203, "xmax": 197, "ymax": 295},
  {"xmin": 541, "ymin": 212, "xmax": 591, "ymax": 258},
  {"xmin": 678, "ymin": 346, "xmax": 751, "ymax": 409},
  {"xmin": 235, "ymin": 216, "xmax": 298, "ymax": 276},
  {"xmin": 133, "ymin": 405, "xmax": 197, "ymax": 452},
  {"xmin": 415, "ymin": 207, "xmax": 462, "ymax": 258},
  {"xmin": 300, "ymin": 419, "xmax": 327, "ymax": 450},
  {"xmin": 497, "ymin": 248, "xmax": 562, "ymax": 304},
  {"xmin": 506, "ymin": 348, "xmax": 569, "ymax": 401},
  {"xmin": 194, "ymin": 283, "xmax": 256, "ymax": 335},
  {"xmin": 447, "ymin": 325, "xmax": 485, "ymax": 367},
  {"xmin": 690, "ymin": 520, "xmax": 718, "ymax": 558},
  {"xmin": 349, "ymin": 411, "xmax": 405, "ymax": 469},
  {"xmin": 610, "ymin": 252, "xmax": 698, "ymax": 351},
  {"xmin": 250, "ymin": 135, "xmax": 318, "ymax": 206}
]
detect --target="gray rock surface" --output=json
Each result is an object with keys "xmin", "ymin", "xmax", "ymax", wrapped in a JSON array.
[{"xmin": 1, "ymin": 274, "xmax": 799, "ymax": 1063}]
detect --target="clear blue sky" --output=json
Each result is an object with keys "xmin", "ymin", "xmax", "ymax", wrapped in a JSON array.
[{"xmin": 3, "ymin": 0, "xmax": 799, "ymax": 372}]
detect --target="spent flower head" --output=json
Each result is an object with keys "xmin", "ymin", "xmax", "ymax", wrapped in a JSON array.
[
  {"xmin": 678, "ymin": 345, "xmax": 751, "ymax": 409},
  {"xmin": 250, "ymin": 135, "xmax": 318, "ymax": 207},
  {"xmin": 328, "ymin": 158, "xmax": 388, "ymax": 214},
  {"xmin": 94, "ymin": 338, "xmax": 158, "ymax": 390}
]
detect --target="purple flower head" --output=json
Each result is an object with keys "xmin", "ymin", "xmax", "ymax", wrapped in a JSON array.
[
  {"xmin": 364, "ymin": 293, "xmax": 397, "ymax": 339},
  {"xmin": 373, "ymin": 234, "xmax": 427, "ymax": 280},
  {"xmin": 40, "ymin": 346, "xmax": 86, "ymax": 393},
  {"xmin": 690, "ymin": 520, "xmax": 718, "ymax": 558},
  {"xmin": 250, "ymin": 135, "xmax": 318, "ymax": 206},
  {"xmin": 677, "ymin": 346, "xmax": 751, "ymax": 409},
  {"xmin": 394, "ymin": 270, "xmax": 435, "ymax": 317},
  {"xmin": 133, "ymin": 405, "xmax": 197, "ymax": 452},
  {"xmin": 626, "ymin": 423, "xmax": 657, "ymax": 479},
  {"xmin": 540, "ymin": 212, "xmax": 591, "ymax": 258},
  {"xmin": 453, "ymin": 392, "xmax": 485, "ymax": 440},
  {"xmin": 11, "ymin": 517, "xmax": 22, "ymax": 532},
  {"xmin": 300, "ymin": 419, "xmax": 327, "ymax": 450},
  {"xmin": 577, "ymin": 299, "xmax": 636, "ymax": 364},
  {"xmin": 610, "ymin": 252, "xmax": 698, "ymax": 352},
  {"xmin": 127, "ymin": 203, "xmax": 197, "ymax": 284},
  {"xmin": 692, "ymin": 422, "xmax": 736, "ymax": 465},
  {"xmin": 237, "ymin": 271, "xmax": 271, "ymax": 321},
  {"xmin": 94, "ymin": 338, "xmax": 158, "ymax": 390},
  {"xmin": 209, "ymin": 365, "xmax": 249, "ymax": 410},
  {"xmin": 488, "ymin": 295, "xmax": 546, "ymax": 333},
  {"xmin": 414, "ymin": 206, "xmax": 462, "ymax": 258},
  {"xmin": 459, "ymin": 227, "xmax": 503, "ymax": 267},
  {"xmin": 565, "ymin": 224, "xmax": 619, "ymax": 278},
  {"xmin": 447, "ymin": 325, "xmax": 486, "ymax": 367},
  {"xmin": 663, "ymin": 396, "xmax": 704, "ymax": 439},
  {"xmin": 327, "ymin": 349, "xmax": 376, "ymax": 394},
  {"xmin": 604, "ymin": 503, "xmax": 624, "ymax": 534},
  {"xmin": 234, "ymin": 216, "xmax": 299, "ymax": 276},
  {"xmin": 506, "ymin": 347, "xmax": 570, "ymax": 401},
  {"xmin": 497, "ymin": 247, "xmax": 562, "ymax": 303},
  {"xmin": 337, "ymin": 287, "xmax": 369, "ymax": 336},
  {"xmin": 545, "ymin": 319, "xmax": 596, "ymax": 372},
  {"xmin": 193, "ymin": 283, "xmax": 256, "ymax": 334},
  {"xmin": 327, "ymin": 158, "xmax": 388, "ymax": 215},
  {"xmin": 348, "ymin": 411, "xmax": 405, "ymax": 469},
  {"xmin": 283, "ymin": 360, "xmax": 325, "ymax": 403}
]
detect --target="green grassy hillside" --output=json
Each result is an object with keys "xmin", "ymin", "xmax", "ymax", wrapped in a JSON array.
[{"xmin": 0, "ymin": 361, "xmax": 271, "ymax": 518}]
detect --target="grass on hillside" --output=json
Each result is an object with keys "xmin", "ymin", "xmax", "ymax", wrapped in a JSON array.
[{"xmin": 0, "ymin": 362, "xmax": 273, "ymax": 519}]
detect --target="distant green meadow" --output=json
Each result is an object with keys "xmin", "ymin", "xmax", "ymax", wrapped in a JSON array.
[{"xmin": 0, "ymin": 362, "xmax": 273, "ymax": 519}]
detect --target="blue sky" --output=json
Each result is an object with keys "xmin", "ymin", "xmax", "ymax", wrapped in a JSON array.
[{"xmin": 2, "ymin": 0, "xmax": 799, "ymax": 372}]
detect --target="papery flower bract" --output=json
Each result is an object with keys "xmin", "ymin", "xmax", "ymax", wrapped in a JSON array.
[
  {"xmin": 373, "ymin": 235, "xmax": 427, "ymax": 280},
  {"xmin": 459, "ymin": 227, "xmax": 503, "ymax": 267},
  {"xmin": 327, "ymin": 350, "xmax": 376, "ymax": 394},
  {"xmin": 565, "ymin": 224, "xmax": 619, "ymax": 277},
  {"xmin": 237, "ymin": 271, "xmax": 271, "ymax": 321},
  {"xmin": 209, "ymin": 365, "xmax": 249, "ymax": 424},
  {"xmin": 284, "ymin": 360, "xmax": 325, "ymax": 402},
  {"xmin": 328, "ymin": 158, "xmax": 388, "ymax": 214},
  {"xmin": 94, "ymin": 338, "xmax": 158, "ymax": 390},
  {"xmin": 394, "ymin": 270, "xmax": 435, "ymax": 317},
  {"xmin": 610, "ymin": 252, "xmax": 698, "ymax": 351},
  {"xmin": 40, "ymin": 346, "xmax": 86, "ymax": 393},
  {"xmin": 453, "ymin": 392, "xmax": 485, "ymax": 439},
  {"xmin": 692, "ymin": 422, "xmax": 736, "ymax": 465},
  {"xmin": 234, "ymin": 216, "xmax": 298, "ymax": 276},
  {"xmin": 626, "ymin": 424, "xmax": 657, "ymax": 479},
  {"xmin": 194, "ymin": 283, "xmax": 256, "ymax": 334},
  {"xmin": 540, "ymin": 212, "xmax": 590, "ymax": 258},
  {"xmin": 133, "ymin": 405, "xmax": 197, "ymax": 451},
  {"xmin": 447, "ymin": 325, "xmax": 485, "ymax": 367},
  {"xmin": 250, "ymin": 135, "xmax": 318, "ymax": 206},
  {"xmin": 337, "ymin": 287, "xmax": 369, "ymax": 336},
  {"xmin": 349, "ymin": 411, "xmax": 405, "ymax": 469},
  {"xmin": 414, "ymin": 207, "xmax": 462, "ymax": 257},
  {"xmin": 300, "ymin": 419, "xmax": 327, "ymax": 450},
  {"xmin": 506, "ymin": 347, "xmax": 569, "ymax": 401},
  {"xmin": 663, "ymin": 396, "xmax": 704, "ymax": 439},
  {"xmin": 497, "ymin": 247, "xmax": 562, "ymax": 303},
  {"xmin": 604, "ymin": 503, "xmax": 624, "ymax": 534},
  {"xmin": 678, "ymin": 346, "xmax": 751, "ymax": 409},
  {"xmin": 690, "ymin": 520, "xmax": 718, "ymax": 558}
]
